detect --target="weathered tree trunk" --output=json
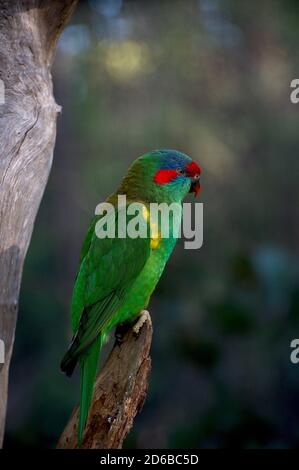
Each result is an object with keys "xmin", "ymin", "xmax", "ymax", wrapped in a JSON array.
[
  {"xmin": 57, "ymin": 314, "xmax": 153, "ymax": 449},
  {"xmin": 0, "ymin": 0, "xmax": 77, "ymax": 447}
]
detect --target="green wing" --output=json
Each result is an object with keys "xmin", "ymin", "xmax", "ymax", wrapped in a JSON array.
[
  {"xmin": 79, "ymin": 215, "xmax": 98, "ymax": 263},
  {"xmin": 70, "ymin": 204, "xmax": 151, "ymax": 352}
]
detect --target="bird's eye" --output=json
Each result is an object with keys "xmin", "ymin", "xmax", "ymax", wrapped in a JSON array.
[{"xmin": 177, "ymin": 168, "xmax": 186, "ymax": 176}]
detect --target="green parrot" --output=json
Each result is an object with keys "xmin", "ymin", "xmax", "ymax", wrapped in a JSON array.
[{"xmin": 60, "ymin": 149, "xmax": 201, "ymax": 444}]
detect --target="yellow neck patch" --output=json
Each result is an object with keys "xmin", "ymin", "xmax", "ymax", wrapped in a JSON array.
[{"xmin": 142, "ymin": 206, "xmax": 161, "ymax": 250}]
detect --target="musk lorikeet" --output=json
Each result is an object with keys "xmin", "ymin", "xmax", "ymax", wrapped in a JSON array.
[{"xmin": 60, "ymin": 149, "xmax": 201, "ymax": 444}]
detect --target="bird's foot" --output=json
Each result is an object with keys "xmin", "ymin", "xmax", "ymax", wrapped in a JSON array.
[
  {"xmin": 133, "ymin": 310, "xmax": 151, "ymax": 337},
  {"xmin": 115, "ymin": 322, "xmax": 131, "ymax": 345}
]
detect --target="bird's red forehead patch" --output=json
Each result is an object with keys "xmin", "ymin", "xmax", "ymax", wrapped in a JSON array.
[
  {"xmin": 186, "ymin": 161, "xmax": 201, "ymax": 177},
  {"xmin": 154, "ymin": 161, "xmax": 201, "ymax": 185},
  {"xmin": 154, "ymin": 169, "xmax": 178, "ymax": 185}
]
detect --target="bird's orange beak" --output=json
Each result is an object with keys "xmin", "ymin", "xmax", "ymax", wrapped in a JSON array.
[
  {"xmin": 186, "ymin": 160, "xmax": 201, "ymax": 197},
  {"xmin": 189, "ymin": 178, "xmax": 201, "ymax": 197}
]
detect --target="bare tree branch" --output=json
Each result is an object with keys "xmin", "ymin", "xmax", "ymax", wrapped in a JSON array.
[
  {"xmin": 0, "ymin": 0, "xmax": 77, "ymax": 447},
  {"xmin": 57, "ymin": 314, "xmax": 153, "ymax": 449}
]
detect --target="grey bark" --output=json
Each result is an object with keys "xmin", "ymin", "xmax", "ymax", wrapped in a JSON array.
[
  {"xmin": 0, "ymin": 0, "xmax": 77, "ymax": 447},
  {"xmin": 57, "ymin": 314, "xmax": 153, "ymax": 449}
]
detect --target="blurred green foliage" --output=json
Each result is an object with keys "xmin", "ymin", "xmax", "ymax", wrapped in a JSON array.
[{"xmin": 5, "ymin": 0, "xmax": 299, "ymax": 448}]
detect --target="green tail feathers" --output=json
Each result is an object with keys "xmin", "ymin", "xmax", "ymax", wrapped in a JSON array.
[{"xmin": 78, "ymin": 334, "xmax": 103, "ymax": 446}]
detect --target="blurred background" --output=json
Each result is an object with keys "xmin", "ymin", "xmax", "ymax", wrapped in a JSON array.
[{"xmin": 4, "ymin": 0, "xmax": 299, "ymax": 448}]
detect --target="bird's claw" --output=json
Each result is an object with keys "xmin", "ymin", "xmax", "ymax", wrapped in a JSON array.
[
  {"xmin": 115, "ymin": 331, "xmax": 124, "ymax": 345},
  {"xmin": 115, "ymin": 322, "xmax": 130, "ymax": 344},
  {"xmin": 133, "ymin": 310, "xmax": 151, "ymax": 337}
]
